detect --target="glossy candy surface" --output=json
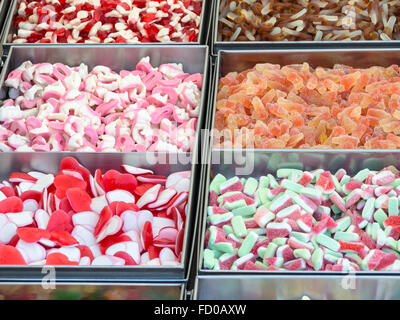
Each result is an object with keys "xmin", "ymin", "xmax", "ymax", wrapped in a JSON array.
[
  {"xmin": 1, "ymin": 57, "xmax": 202, "ymax": 152},
  {"xmin": 0, "ymin": 157, "xmax": 190, "ymax": 266},
  {"xmin": 12, "ymin": 0, "xmax": 203, "ymax": 43},
  {"xmin": 204, "ymin": 167, "xmax": 400, "ymax": 271},
  {"xmin": 215, "ymin": 62, "xmax": 400, "ymax": 149},
  {"xmin": 218, "ymin": 0, "xmax": 400, "ymax": 42}
]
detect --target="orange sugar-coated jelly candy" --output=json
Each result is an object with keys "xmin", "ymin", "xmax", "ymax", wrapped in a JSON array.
[{"xmin": 215, "ymin": 62, "xmax": 400, "ymax": 149}]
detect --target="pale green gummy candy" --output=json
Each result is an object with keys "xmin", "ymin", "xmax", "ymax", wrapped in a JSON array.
[
  {"xmin": 389, "ymin": 178, "xmax": 400, "ymax": 188},
  {"xmin": 281, "ymin": 179, "xmax": 305, "ymax": 193},
  {"xmin": 294, "ymin": 248, "xmax": 311, "ymax": 260},
  {"xmin": 371, "ymin": 222, "xmax": 380, "ymax": 241},
  {"xmin": 316, "ymin": 206, "xmax": 331, "ymax": 216},
  {"xmin": 345, "ymin": 253, "xmax": 363, "ymax": 265},
  {"xmin": 238, "ymin": 232, "xmax": 258, "ymax": 257},
  {"xmin": 324, "ymin": 248, "xmax": 343, "ymax": 259},
  {"xmin": 302, "ymin": 187, "xmax": 322, "ymax": 199},
  {"xmin": 330, "ymin": 204, "xmax": 341, "ymax": 215},
  {"xmin": 290, "ymin": 231, "xmax": 310, "ymax": 243},
  {"xmin": 203, "ymin": 249, "xmax": 215, "ymax": 269},
  {"xmin": 316, "ymin": 233, "xmax": 340, "ymax": 252},
  {"xmin": 331, "ymin": 175, "xmax": 343, "ymax": 193},
  {"xmin": 331, "ymin": 216, "xmax": 351, "ymax": 233},
  {"xmin": 386, "ymin": 236, "xmax": 397, "ymax": 250},
  {"xmin": 272, "ymin": 237, "xmax": 287, "ymax": 246},
  {"xmin": 210, "ymin": 174, "xmax": 226, "ymax": 194},
  {"xmin": 277, "ymin": 168, "xmax": 303, "ymax": 178},
  {"xmin": 244, "ymin": 177, "xmax": 258, "ymax": 196},
  {"xmin": 259, "ymin": 176, "xmax": 269, "ymax": 188},
  {"xmin": 257, "ymin": 247, "xmax": 267, "ymax": 258},
  {"xmin": 374, "ymin": 208, "xmax": 388, "ymax": 228},
  {"xmin": 389, "ymin": 197, "xmax": 399, "ymax": 216},
  {"xmin": 312, "ymin": 248, "xmax": 324, "ymax": 270},
  {"xmin": 340, "ymin": 175, "xmax": 351, "ymax": 186},
  {"xmin": 212, "ymin": 259, "xmax": 220, "ymax": 270},
  {"xmin": 263, "ymin": 242, "xmax": 278, "ymax": 258},
  {"xmin": 293, "ymin": 195, "xmax": 314, "ymax": 214},
  {"xmin": 223, "ymin": 224, "xmax": 233, "ymax": 235},
  {"xmin": 213, "ymin": 242, "xmax": 234, "ymax": 253},
  {"xmin": 232, "ymin": 216, "xmax": 247, "ymax": 238},
  {"xmin": 208, "ymin": 212, "xmax": 233, "ymax": 225},
  {"xmin": 365, "ymin": 222, "xmax": 372, "ymax": 237},
  {"xmin": 267, "ymin": 174, "xmax": 279, "ymax": 188},
  {"xmin": 240, "ymin": 178, "xmax": 246, "ymax": 187},
  {"xmin": 362, "ymin": 197, "xmax": 375, "ymax": 221},
  {"xmin": 232, "ymin": 204, "xmax": 256, "ymax": 216},
  {"xmin": 258, "ymin": 202, "xmax": 271, "ymax": 211},
  {"xmin": 334, "ymin": 231, "xmax": 359, "ymax": 242},
  {"xmin": 224, "ymin": 199, "xmax": 247, "ymax": 211},
  {"xmin": 375, "ymin": 195, "xmax": 388, "ymax": 209},
  {"xmin": 257, "ymin": 188, "xmax": 270, "ymax": 205},
  {"xmin": 324, "ymin": 252, "xmax": 339, "ymax": 263},
  {"xmin": 377, "ymin": 228, "xmax": 387, "ymax": 246},
  {"xmin": 353, "ymin": 168, "xmax": 370, "ymax": 182},
  {"xmin": 311, "ymin": 235, "xmax": 319, "ymax": 250}
]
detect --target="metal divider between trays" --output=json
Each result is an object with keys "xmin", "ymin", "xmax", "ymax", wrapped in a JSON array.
[
  {"xmin": 193, "ymin": 48, "xmax": 400, "ymax": 300},
  {"xmin": 184, "ymin": 53, "xmax": 216, "ymax": 300},
  {"xmin": 0, "ymin": 45, "xmax": 209, "ymax": 301},
  {"xmin": 1, "ymin": 0, "xmax": 212, "ymax": 46}
]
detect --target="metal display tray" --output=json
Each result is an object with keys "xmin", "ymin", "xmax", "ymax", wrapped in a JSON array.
[
  {"xmin": 0, "ymin": 152, "xmax": 197, "ymax": 282},
  {"xmin": 0, "ymin": 45, "xmax": 210, "ymax": 160},
  {"xmin": 209, "ymin": 48, "xmax": 400, "ymax": 150},
  {"xmin": 0, "ymin": 44, "xmax": 210, "ymax": 282},
  {"xmin": 1, "ymin": 0, "xmax": 211, "ymax": 46},
  {"xmin": 0, "ymin": 281, "xmax": 186, "ymax": 300},
  {"xmin": 193, "ymin": 48, "xmax": 400, "ymax": 299},
  {"xmin": 195, "ymin": 150, "xmax": 400, "ymax": 299},
  {"xmin": 211, "ymin": 0, "xmax": 400, "ymax": 53}
]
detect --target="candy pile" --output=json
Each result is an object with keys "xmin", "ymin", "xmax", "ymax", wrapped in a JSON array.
[
  {"xmin": 0, "ymin": 157, "xmax": 190, "ymax": 265},
  {"xmin": 204, "ymin": 167, "xmax": 400, "ymax": 271},
  {"xmin": 218, "ymin": 0, "xmax": 400, "ymax": 41},
  {"xmin": 11, "ymin": 0, "xmax": 203, "ymax": 43},
  {"xmin": 1, "ymin": 57, "xmax": 202, "ymax": 152},
  {"xmin": 215, "ymin": 62, "xmax": 400, "ymax": 149}
]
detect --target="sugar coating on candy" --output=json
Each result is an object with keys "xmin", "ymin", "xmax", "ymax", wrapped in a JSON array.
[
  {"xmin": 11, "ymin": 0, "xmax": 203, "ymax": 44},
  {"xmin": 0, "ymin": 157, "xmax": 189, "ymax": 265},
  {"xmin": 204, "ymin": 167, "xmax": 400, "ymax": 271},
  {"xmin": 0, "ymin": 58, "xmax": 202, "ymax": 152},
  {"xmin": 218, "ymin": 0, "xmax": 400, "ymax": 42},
  {"xmin": 215, "ymin": 62, "xmax": 400, "ymax": 149}
]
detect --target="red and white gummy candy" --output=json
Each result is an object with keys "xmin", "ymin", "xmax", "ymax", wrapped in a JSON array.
[
  {"xmin": 0, "ymin": 57, "xmax": 202, "ymax": 152},
  {"xmin": 11, "ymin": 0, "xmax": 203, "ymax": 43},
  {"xmin": 0, "ymin": 157, "xmax": 190, "ymax": 265}
]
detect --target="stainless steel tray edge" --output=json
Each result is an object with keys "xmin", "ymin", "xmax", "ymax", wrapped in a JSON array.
[{"xmin": 2, "ymin": 0, "xmax": 211, "ymax": 46}]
